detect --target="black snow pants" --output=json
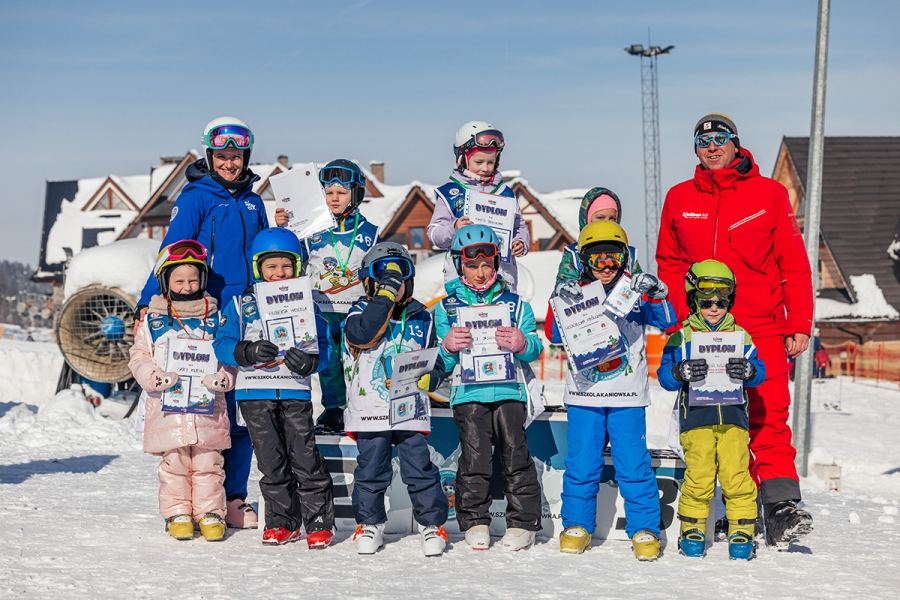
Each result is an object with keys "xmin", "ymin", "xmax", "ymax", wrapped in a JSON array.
[
  {"xmin": 452, "ymin": 400, "xmax": 542, "ymax": 532},
  {"xmin": 240, "ymin": 400, "xmax": 335, "ymax": 532}
]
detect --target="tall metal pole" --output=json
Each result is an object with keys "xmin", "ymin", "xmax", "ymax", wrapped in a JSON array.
[
  {"xmin": 625, "ymin": 43, "xmax": 673, "ymax": 273},
  {"xmin": 793, "ymin": 0, "xmax": 831, "ymax": 478}
]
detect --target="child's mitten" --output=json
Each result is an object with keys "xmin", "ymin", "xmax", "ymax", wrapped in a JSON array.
[
  {"xmin": 284, "ymin": 347, "xmax": 319, "ymax": 377},
  {"xmin": 495, "ymin": 326, "xmax": 527, "ymax": 354},
  {"xmin": 553, "ymin": 279, "xmax": 584, "ymax": 302},
  {"xmin": 726, "ymin": 357, "xmax": 756, "ymax": 381},
  {"xmin": 631, "ymin": 273, "xmax": 668, "ymax": 299},
  {"xmin": 441, "ymin": 327, "xmax": 472, "ymax": 353},
  {"xmin": 148, "ymin": 371, "xmax": 179, "ymax": 392},
  {"xmin": 673, "ymin": 358, "xmax": 708, "ymax": 383},
  {"xmin": 201, "ymin": 373, "xmax": 230, "ymax": 392},
  {"xmin": 375, "ymin": 263, "xmax": 404, "ymax": 302},
  {"xmin": 417, "ymin": 366, "xmax": 446, "ymax": 393}
]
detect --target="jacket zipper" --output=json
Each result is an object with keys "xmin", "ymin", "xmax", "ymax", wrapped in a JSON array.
[
  {"xmin": 712, "ymin": 187, "xmax": 722, "ymax": 257},
  {"xmin": 210, "ymin": 216, "xmax": 216, "ymax": 268},
  {"xmin": 235, "ymin": 197, "xmax": 250, "ymax": 283}
]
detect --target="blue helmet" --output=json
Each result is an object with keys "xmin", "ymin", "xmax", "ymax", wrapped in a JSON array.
[
  {"xmin": 319, "ymin": 159, "xmax": 367, "ymax": 219},
  {"xmin": 450, "ymin": 224, "xmax": 501, "ymax": 275},
  {"xmin": 250, "ymin": 228, "xmax": 307, "ymax": 280}
]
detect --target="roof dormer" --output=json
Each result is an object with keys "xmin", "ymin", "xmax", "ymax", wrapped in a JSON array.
[{"xmin": 82, "ymin": 177, "xmax": 139, "ymax": 212}]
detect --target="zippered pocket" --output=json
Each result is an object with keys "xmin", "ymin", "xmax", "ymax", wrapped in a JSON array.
[
  {"xmin": 727, "ymin": 209, "xmax": 769, "ymax": 274},
  {"xmin": 727, "ymin": 209, "xmax": 766, "ymax": 234}
]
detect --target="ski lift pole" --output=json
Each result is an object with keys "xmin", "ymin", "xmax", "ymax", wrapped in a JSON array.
[{"xmin": 792, "ymin": 0, "xmax": 831, "ymax": 478}]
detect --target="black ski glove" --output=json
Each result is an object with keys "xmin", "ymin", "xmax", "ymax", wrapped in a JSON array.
[
  {"xmin": 726, "ymin": 357, "xmax": 756, "ymax": 381},
  {"xmin": 673, "ymin": 358, "xmax": 708, "ymax": 383},
  {"xmin": 284, "ymin": 347, "xmax": 319, "ymax": 377},
  {"xmin": 235, "ymin": 339, "xmax": 279, "ymax": 367},
  {"xmin": 376, "ymin": 263, "xmax": 404, "ymax": 302},
  {"xmin": 417, "ymin": 366, "xmax": 446, "ymax": 393}
]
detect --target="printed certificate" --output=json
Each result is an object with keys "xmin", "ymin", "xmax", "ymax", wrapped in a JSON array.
[
  {"xmin": 161, "ymin": 338, "xmax": 217, "ymax": 415},
  {"xmin": 688, "ymin": 331, "xmax": 744, "ymax": 406},
  {"xmin": 551, "ymin": 279, "xmax": 627, "ymax": 373},
  {"xmin": 456, "ymin": 305, "xmax": 516, "ymax": 384},
  {"xmin": 388, "ymin": 347, "xmax": 438, "ymax": 426},
  {"xmin": 464, "ymin": 190, "xmax": 518, "ymax": 262},
  {"xmin": 269, "ymin": 163, "xmax": 337, "ymax": 240},
  {"xmin": 602, "ymin": 275, "xmax": 639, "ymax": 319}
]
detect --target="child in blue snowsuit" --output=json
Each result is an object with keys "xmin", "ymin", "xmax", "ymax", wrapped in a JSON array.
[
  {"xmin": 548, "ymin": 220, "xmax": 677, "ymax": 560},
  {"xmin": 275, "ymin": 159, "xmax": 379, "ymax": 434},
  {"xmin": 435, "ymin": 224, "xmax": 544, "ymax": 552},
  {"xmin": 213, "ymin": 228, "xmax": 336, "ymax": 549}
]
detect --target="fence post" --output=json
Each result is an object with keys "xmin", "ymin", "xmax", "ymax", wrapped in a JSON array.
[{"xmin": 540, "ymin": 349, "xmax": 545, "ymax": 380}]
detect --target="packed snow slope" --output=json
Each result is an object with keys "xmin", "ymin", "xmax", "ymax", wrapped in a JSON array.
[{"xmin": 1, "ymin": 339, "xmax": 899, "ymax": 598}]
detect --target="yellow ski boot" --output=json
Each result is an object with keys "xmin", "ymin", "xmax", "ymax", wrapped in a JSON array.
[
  {"xmin": 559, "ymin": 525, "xmax": 592, "ymax": 554},
  {"xmin": 199, "ymin": 513, "xmax": 226, "ymax": 542},
  {"xmin": 631, "ymin": 529, "xmax": 660, "ymax": 561},
  {"xmin": 166, "ymin": 515, "xmax": 194, "ymax": 540}
]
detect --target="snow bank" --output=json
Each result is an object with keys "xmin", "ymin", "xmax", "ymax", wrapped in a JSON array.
[
  {"xmin": 816, "ymin": 274, "xmax": 900, "ymax": 321},
  {"xmin": 0, "ymin": 339, "xmax": 63, "ymax": 407},
  {"xmin": 63, "ymin": 238, "xmax": 160, "ymax": 302}
]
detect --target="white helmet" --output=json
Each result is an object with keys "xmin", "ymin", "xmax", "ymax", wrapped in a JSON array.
[
  {"xmin": 453, "ymin": 120, "xmax": 505, "ymax": 170},
  {"xmin": 201, "ymin": 116, "xmax": 254, "ymax": 170}
]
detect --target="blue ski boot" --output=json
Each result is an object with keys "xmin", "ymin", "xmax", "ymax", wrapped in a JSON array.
[
  {"xmin": 728, "ymin": 522, "xmax": 757, "ymax": 560},
  {"xmin": 678, "ymin": 528, "xmax": 706, "ymax": 558}
]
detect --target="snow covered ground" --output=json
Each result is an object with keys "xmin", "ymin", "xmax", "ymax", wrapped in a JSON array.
[{"xmin": 1, "ymin": 339, "xmax": 899, "ymax": 598}]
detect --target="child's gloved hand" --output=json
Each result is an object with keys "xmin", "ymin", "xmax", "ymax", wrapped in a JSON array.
[
  {"xmin": 442, "ymin": 327, "xmax": 472, "ymax": 353},
  {"xmin": 148, "ymin": 371, "xmax": 179, "ymax": 392},
  {"xmin": 417, "ymin": 367, "xmax": 446, "ymax": 393},
  {"xmin": 237, "ymin": 340, "xmax": 279, "ymax": 366},
  {"xmin": 726, "ymin": 357, "xmax": 756, "ymax": 381},
  {"xmin": 495, "ymin": 326, "xmax": 527, "ymax": 354},
  {"xmin": 673, "ymin": 359, "xmax": 708, "ymax": 383},
  {"xmin": 201, "ymin": 373, "xmax": 230, "ymax": 392},
  {"xmin": 554, "ymin": 279, "xmax": 583, "ymax": 302},
  {"xmin": 284, "ymin": 347, "xmax": 319, "ymax": 377},
  {"xmin": 631, "ymin": 273, "xmax": 668, "ymax": 299},
  {"xmin": 375, "ymin": 263, "xmax": 404, "ymax": 302}
]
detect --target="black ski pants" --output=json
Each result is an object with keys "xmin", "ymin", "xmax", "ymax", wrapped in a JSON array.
[
  {"xmin": 352, "ymin": 430, "xmax": 449, "ymax": 527},
  {"xmin": 452, "ymin": 400, "xmax": 542, "ymax": 532},
  {"xmin": 240, "ymin": 400, "xmax": 334, "ymax": 532}
]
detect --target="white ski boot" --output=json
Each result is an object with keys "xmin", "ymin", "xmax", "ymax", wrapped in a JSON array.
[
  {"xmin": 421, "ymin": 526, "xmax": 448, "ymax": 557},
  {"xmin": 465, "ymin": 524, "xmax": 491, "ymax": 550},
  {"xmin": 501, "ymin": 527, "xmax": 535, "ymax": 552},
  {"xmin": 353, "ymin": 523, "xmax": 385, "ymax": 555}
]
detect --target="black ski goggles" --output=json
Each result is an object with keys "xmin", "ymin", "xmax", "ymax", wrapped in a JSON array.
[
  {"xmin": 319, "ymin": 165, "xmax": 365, "ymax": 188},
  {"xmin": 697, "ymin": 298, "xmax": 730, "ymax": 309},
  {"xmin": 457, "ymin": 243, "xmax": 499, "ymax": 262}
]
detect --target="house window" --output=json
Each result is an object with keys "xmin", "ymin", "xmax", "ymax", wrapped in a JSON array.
[
  {"xmin": 91, "ymin": 188, "xmax": 129, "ymax": 211},
  {"xmin": 409, "ymin": 227, "xmax": 425, "ymax": 249}
]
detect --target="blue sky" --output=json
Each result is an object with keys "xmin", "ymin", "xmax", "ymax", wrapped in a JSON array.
[{"xmin": 1, "ymin": 0, "xmax": 898, "ymax": 267}]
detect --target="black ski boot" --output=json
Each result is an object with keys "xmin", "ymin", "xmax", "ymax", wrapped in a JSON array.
[
  {"xmin": 315, "ymin": 407, "xmax": 345, "ymax": 435},
  {"xmin": 763, "ymin": 501, "xmax": 813, "ymax": 549}
]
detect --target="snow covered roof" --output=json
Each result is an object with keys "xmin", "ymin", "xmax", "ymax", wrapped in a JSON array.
[
  {"xmin": 63, "ymin": 238, "xmax": 160, "ymax": 302},
  {"xmin": 816, "ymin": 274, "xmax": 900, "ymax": 322}
]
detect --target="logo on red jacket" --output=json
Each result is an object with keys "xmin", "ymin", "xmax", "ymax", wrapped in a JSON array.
[{"xmin": 682, "ymin": 212, "xmax": 708, "ymax": 219}]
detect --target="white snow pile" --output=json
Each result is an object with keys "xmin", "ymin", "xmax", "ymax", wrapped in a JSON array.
[
  {"xmin": 0, "ymin": 339, "xmax": 63, "ymax": 406},
  {"xmin": 816, "ymin": 274, "xmax": 900, "ymax": 321},
  {"xmin": 63, "ymin": 238, "xmax": 160, "ymax": 302}
]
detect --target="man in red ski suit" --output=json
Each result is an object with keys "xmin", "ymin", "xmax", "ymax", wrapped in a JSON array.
[{"xmin": 655, "ymin": 113, "xmax": 814, "ymax": 547}]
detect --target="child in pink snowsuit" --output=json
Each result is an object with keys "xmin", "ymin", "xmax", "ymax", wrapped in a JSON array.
[{"xmin": 128, "ymin": 240, "xmax": 236, "ymax": 541}]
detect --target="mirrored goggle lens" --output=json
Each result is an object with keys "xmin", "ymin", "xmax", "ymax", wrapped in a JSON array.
[
  {"xmin": 698, "ymin": 298, "xmax": 730, "ymax": 309},
  {"xmin": 696, "ymin": 279, "xmax": 734, "ymax": 296},
  {"xmin": 370, "ymin": 258, "xmax": 413, "ymax": 280},
  {"xmin": 584, "ymin": 252, "xmax": 625, "ymax": 271},
  {"xmin": 461, "ymin": 243, "xmax": 499, "ymax": 261},
  {"xmin": 319, "ymin": 166, "xmax": 363, "ymax": 187},
  {"xmin": 207, "ymin": 125, "xmax": 253, "ymax": 149},
  {"xmin": 473, "ymin": 129, "xmax": 505, "ymax": 149},
  {"xmin": 167, "ymin": 240, "xmax": 208, "ymax": 261},
  {"xmin": 694, "ymin": 132, "xmax": 733, "ymax": 148}
]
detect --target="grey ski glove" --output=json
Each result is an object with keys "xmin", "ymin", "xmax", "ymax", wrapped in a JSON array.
[
  {"xmin": 726, "ymin": 357, "xmax": 756, "ymax": 381},
  {"xmin": 554, "ymin": 279, "xmax": 583, "ymax": 302},
  {"xmin": 631, "ymin": 273, "xmax": 668, "ymax": 299},
  {"xmin": 673, "ymin": 359, "xmax": 708, "ymax": 383}
]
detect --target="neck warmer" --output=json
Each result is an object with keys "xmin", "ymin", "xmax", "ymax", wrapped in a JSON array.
[
  {"xmin": 148, "ymin": 294, "xmax": 218, "ymax": 318},
  {"xmin": 461, "ymin": 272, "xmax": 498, "ymax": 293}
]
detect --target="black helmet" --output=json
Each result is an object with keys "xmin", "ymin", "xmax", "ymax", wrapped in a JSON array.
[{"xmin": 319, "ymin": 159, "xmax": 367, "ymax": 220}]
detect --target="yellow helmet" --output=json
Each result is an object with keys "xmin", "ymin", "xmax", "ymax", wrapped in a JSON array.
[{"xmin": 577, "ymin": 220, "xmax": 628, "ymax": 253}]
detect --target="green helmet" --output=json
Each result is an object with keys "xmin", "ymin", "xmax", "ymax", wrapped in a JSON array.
[{"xmin": 685, "ymin": 260, "xmax": 736, "ymax": 309}]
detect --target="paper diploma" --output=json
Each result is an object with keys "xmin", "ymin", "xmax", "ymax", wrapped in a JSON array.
[
  {"xmin": 456, "ymin": 305, "xmax": 516, "ymax": 384},
  {"xmin": 161, "ymin": 338, "xmax": 217, "ymax": 415},
  {"xmin": 388, "ymin": 347, "xmax": 438, "ymax": 426},
  {"xmin": 551, "ymin": 279, "xmax": 627, "ymax": 373},
  {"xmin": 269, "ymin": 163, "xmax": 337, "ymax": 240},
  {"xmin": 688, "ymin": 331, "xmax": 744, "ymax": 406},
  {"xmin": 602, "ymin": 275, "xmax": 639, "ymax": 319},
  {"xmin": 464, "ymin": 190, "xmax": 518, "ymax": 262}
]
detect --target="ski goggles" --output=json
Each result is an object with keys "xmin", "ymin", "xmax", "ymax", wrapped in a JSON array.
[
  {"xmin": 457, "ymin": 243, "xmax": 499, "ymax": 262},
  {"xmin": 319, "ymin": 165, "xmax": 365, "ymax": 189},
  {"xmin": 581, "ymin": 251, "xmax": 626, "ymax": 272},
  {"xmin": 367, "ymin": 257, "xmax": 414, "ymax": 281},
  {"xmin": 204, "ymin": 124, "xmax": 253, "ymax": 150},
  {"xmin": 458, "ymin": 129, "xmax": 505, "ymax": 153},
  {"xmin": 163, "ymin": 240, "xmax": 208, "ymax": 262},
  {"xmin": 694, "ymin": 132, "xmax": 736, "ymax": 148},
  {"xmin": 693, "ymin": 277, "xmax": 735, "ymax": 297},
  {"xmin": 697, "ymin": 298, "xmax": 730, "ymax": 309}
]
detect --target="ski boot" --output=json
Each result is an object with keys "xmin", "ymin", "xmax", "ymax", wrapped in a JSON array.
[
  {"xmin": 225, "ymin": 498, "xmax": 258, "ymax": 529},
  {"xmin": 678, "ymin": 529, "xmax": 706, "ymax": 558},
  {"xmin": 728, "ymin": 522, "xmax": 757, "ymax": 560},
  {"xmin": 198, "ymin": 513, "xmax": 226, "ymax": 541},
  {"xmin": 165, "ymin": 515, "xmax": 194, "ymax": 540},
  {"xmin": 764, "ymin": 501, "xmax": 813, "ymax": 549},
  {"xmin": 500, "ymin": 528, "xmax": 535, "ymax": 552},
  {"xmin": 315, "ymin": 407, "xmax": 345, "ymax": 435},
  {"xmin": 354, "ymin": 523, "xmax": 385, "ymax": 554},
  {"xmin": 559, "ymin": 525, "xmax": 592, "ymax": 555},
  {"xmin": 306, "ymin": 528, "xmax": 334, "ymax": 550},
  {"xmin": 262, "ymin": 527, "xmax": 302, "ymax": 546},
  {"xmin": 465, "ymin": 525, "xmax": 491, "ymax": 550},
  {"xmin": 631, "ymin": 529, "xmax": 660, "ymax": 561},
  {"xmin": 714, "ymin": 517, "xmax": 729, "ymax": 542},
  {"xmin": 421, "ymin": 525, "xmax": 448, "ymax": 557}
]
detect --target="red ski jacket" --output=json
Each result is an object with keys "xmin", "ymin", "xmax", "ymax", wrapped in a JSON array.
[{"xmin": 655, "ymin": 148, "xmax": 813, "ymax": 343}]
